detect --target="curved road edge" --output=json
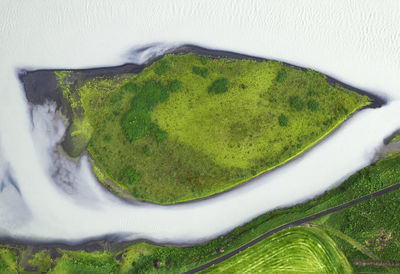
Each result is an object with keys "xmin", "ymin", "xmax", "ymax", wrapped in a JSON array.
[{"xmin": 185, "ymin": 183, "xmax": 400, "ymax": 273}]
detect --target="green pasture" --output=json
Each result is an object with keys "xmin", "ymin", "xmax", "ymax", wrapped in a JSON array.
[
  {"xmin": 203, "ymin": 226, "xmax": 352, "ymax": 273},
  {"xmin": 57, "ymin": 53, "xmax": 369, "ymax": 203}
]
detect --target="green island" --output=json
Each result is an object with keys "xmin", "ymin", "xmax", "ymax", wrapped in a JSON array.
[
  {"xmin": 56, "ymin": 52, "xmax": 370, "ymax": 203},
  {"xmin": 3, "ymin": 149, "xmax": 400, "ymax": 273}
]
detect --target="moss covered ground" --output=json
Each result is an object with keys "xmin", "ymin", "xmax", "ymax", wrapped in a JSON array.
[
  {"xmin": 57, "ymin": 53, "xmax": 370, "ymax": 204},
  {"xmin": 203, "ymin": 226, "xmax": 352, "ymax": 273},
  {"xmin": 0, "ymin": 248, "xmax": 19, "ymax": 273},
  {"xmin": 3, "ymin": 154, "xmax": 400, "ymax": 273},
  {"xmin": 313, "ymin": 180, "xmax": 400, "ymax": 273}
]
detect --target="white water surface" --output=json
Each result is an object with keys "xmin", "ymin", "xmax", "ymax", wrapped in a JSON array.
[{"xmin": 0, "ymin": 0, "xmax": 400, "ymax": 244}]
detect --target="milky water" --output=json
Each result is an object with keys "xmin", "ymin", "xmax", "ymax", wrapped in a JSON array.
[{"xmin": 0, "ymin": 0, "xmax": 400, "ymax": 244}]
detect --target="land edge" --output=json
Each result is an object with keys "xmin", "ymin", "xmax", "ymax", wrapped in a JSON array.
[
  {"xmin": 2, "ymin": 180, "xmax": 400, "ymax": 271},
  {"xmin": 184, "ymin": 183, "xmax": 400, "ymax": 273},
  {"xmin": 18, "ymin": 44, "xmax": 386, "ymax": 205},
  {"xmin": 19, "ymin": 44, "xmax": 386, "ymax": 107},
  {"xmin": 5, "ymin": 44, "xmax": 390, "ymax": 249}
]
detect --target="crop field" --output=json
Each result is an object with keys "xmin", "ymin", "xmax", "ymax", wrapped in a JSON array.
[
  {"xmin": 57, "ymin": 53, "xmax": 369, "ymax": 204},
  {"xmin": 203, "ymin": 226, "xmax": 351, "ymax": 273}
]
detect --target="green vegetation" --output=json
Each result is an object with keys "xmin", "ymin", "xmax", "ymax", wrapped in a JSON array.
[
  {"xmin": 289, "ymin": 95, "xmax": 305, "ymax": 111},
  {"xmin": 390, "ymin": 133, "xmax": 400, "ymax": 143},
  {"xmin": 28, "ymin": 250, "xmax": 52, "ymax": 273},
  {"xmin": 308, "ymin": 99, "xmax": 319, "ymax": 111},
  {"xmin": 121, "ymin": 80, "xmax": 174, "ymax": 143},
  {"xmin": 49, "ymin": 250, "xmax": 119, "ymax": 274},
  {"xmin": 0, "ymin": 248, "xmax": 18, "ymax": 273},
  {"xmin": 57, "ymin": 53, "xmax": 370, "ymax": 203},
  {"xmin": 276, "ymin": 68, "xmax": 287, "ymax": 83},
  {"xmin": 208, "ymin": 78, "xmax": 228, "ymax": 94},
  {"xmin": 192, "ymin": 65, "xmax": 209, "ymax": 78},
  {"xmin": 313, "ymin": 181, "xmax": 400, "ymax": 272},
  {"xmin": 93, "ymin": 166, "xmax": 105, "ymax": 184},
  {"xmin": 207, "ymin": 186, "xmax": 400, "ymax": 274},
  {"xmin": 278, "ymin": 114, "xmax": 288, "ymax": 126},
  {"xmin": 3, "ymin": 154, "xmax": 400, "ymax": 273},
  {"xmin": 203, "ymin": 226, "xmax": 351, "ymax": 273},
  {"xmin": 123, "ymin": 167, "xmax": 141, "ymax": 185},
  {"xmin": 155, "ymin": 59, "xmax": 169, "ymax": 75}
]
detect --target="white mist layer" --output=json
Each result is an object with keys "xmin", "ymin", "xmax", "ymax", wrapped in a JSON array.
[{"xmin": 0, "ymin": 0, "xmax": 400, "ymax": 244}]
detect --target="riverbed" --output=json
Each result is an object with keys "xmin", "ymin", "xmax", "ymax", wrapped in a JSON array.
[{"xmin": 0, "ymin": 0, "xmax": 400, "ymax": 245}]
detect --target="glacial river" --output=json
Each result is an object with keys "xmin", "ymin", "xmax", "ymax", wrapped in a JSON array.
[{"xmin": 0, "ymin": 0, "xmax": 400, "ymax": 244}]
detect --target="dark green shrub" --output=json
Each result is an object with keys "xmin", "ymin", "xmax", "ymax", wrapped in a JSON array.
[
  {"xmin": 269, "ymin": 98, "xmax": 277, "ymax": 103},
  {"xmin": 276, "ymin": 69, "xmax": 287, "ymax": 83},
  {"xmin": 209, "ymin": 78, "xmax": 228, "ymax": 94},
  {"xmin": 121, "ymin": 110, "xmax": 151, "ymax": 142},
  {"xmin": 151, "ymin": 123, "xmax": 167, "ymax": 143},
  {"xmin": 143, "ymin": 145, "xmax": 150, "ymax": 156},
  {"xmin": 121, "ymin": 80, "xmax": 170, "ymax": 143},
  {"xmin": 200, "ymin": 56, "xmax": 208, "ymax": 65},
  {"xmin": 308, "ymin": 100, "xmax": 319, "ymax": 111},
  {"xmin": 155, "ymin": 130, "xmax": 167, "ymax": 143},
  {"xmin": 240, "ymin": 84, "xmax": 247, "ymax": 89},
  {"xmin": 192, "ymin": 66, "xmax": 209, "ymax": 78},
  {"xmin": 155, "ymin": 59, "xmax": 169, "ymax": 75},
  {"xmin": 308, "ymin": 90, "xmax": 318, "ymax": 97},
  {"xmin": 278, "ymin": 114, "xmax": 289, "ymax": 126},
  {"xmin": 122, "ymin": 82, "xmax": 138, "ymax": 93},
  {"xmin": 289, "ymin": 96, "xmax": 304, "ymax": 111},
  {"xmin": 323, "ymin": 118, "xmax": 334, "ymax": 126},
  {"xmin": 132, "ymin": 80, "xmax": 169, "ymax": 109},
  {"xmin": 336, "ymin": 105, "xmax": 349, "ymax": 115},
  {"xmin": 123, "ymin": 167, "xmax": 141, "ymax": 185},
  {"xmin": 168, "ymin": 80, "xmax": 182, "ymax": 92}
]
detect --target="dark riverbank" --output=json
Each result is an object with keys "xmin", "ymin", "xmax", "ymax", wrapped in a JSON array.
[{"xmin": 19, "ymin": 44, "xmax": 386, "ymax": 109}]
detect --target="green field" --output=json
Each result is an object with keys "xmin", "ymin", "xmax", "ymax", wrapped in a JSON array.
[
  {"xmin": 57, "ymin": 52, "xmax": 370, "ymax": 203},
  {"xmin": 203, "ymin": 226, "xmax": 352, "ymax": 273},
  {"xmin": 313, "ymin": 183, "xmax": 400, "ymax": 273},
  {"xmin": 3, "ymin": 154, "xmax": 400, "ymax": 273},
  {"xmin": 48, "ymin": 250, "xmax": 119, "ymax": 274}
]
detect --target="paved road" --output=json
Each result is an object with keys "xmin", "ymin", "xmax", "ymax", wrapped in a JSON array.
[{"xmin": 185, "ymin": 183, "xmax": 400, "ymax": 273}]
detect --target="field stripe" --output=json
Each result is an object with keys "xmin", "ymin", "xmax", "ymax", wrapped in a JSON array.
[{"xmin": 186, "ymin": 183, "xmax": 400, "ymax": 273}]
